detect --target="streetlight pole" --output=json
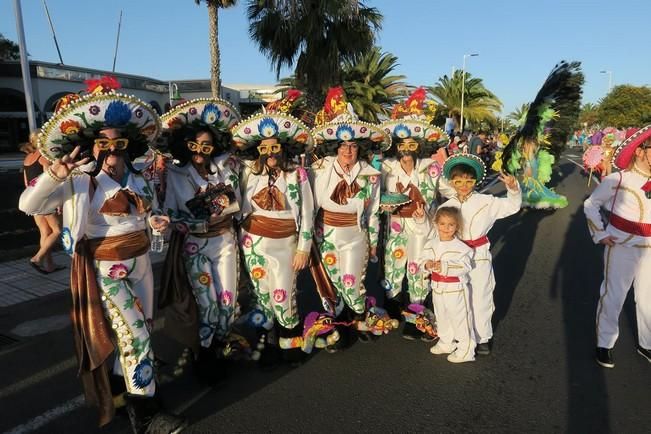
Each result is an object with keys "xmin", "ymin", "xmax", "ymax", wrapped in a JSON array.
[
  {"xmin": 13, "ymin": 0, "xmax": 37, "ymax": 132},
  {"xmin": 600, "ymin": 70, "xmax": 613, "ymax": 93},
  {"xmin": 460, "ymin": 53, "xmax": 478, "ymax": 133}
]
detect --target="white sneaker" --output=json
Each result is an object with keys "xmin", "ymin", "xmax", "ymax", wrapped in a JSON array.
[
  {"xmin": 430, "ymin": 342, "xmax": 455, "ymax": 355},
  {"xmin": 447, "ymin": 350, "xmax": 475, "ymax": 363}
]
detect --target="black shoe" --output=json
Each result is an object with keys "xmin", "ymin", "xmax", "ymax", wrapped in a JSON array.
[
  {"xmin": 596, "ymin": 347, "xmax": 614, "ymax": 368},
  {"xmin": 259, "ymin": 344, "xmax": 282, "ymax": 371},
  {"xmin": 124, "ymin": 393, "xmax": 187, "ymax": 434},
  {"xmin": 383, "ymin": 297, "xmax": 403, "ymax": 320},
  {"xmin": 193, "ymin": 346, "xmax": 223, "ymax": 386},
  {"xmin": 637, "ymin": 346, "xmax": 651, "ymax": 363},
  {"xmin": 420, "ymin": 333, "xmax": 438, "ymax": 343},
  {"xmin": 476, "ymin": 342, "xmax": 491, "ymax": 356},
  {"xmin": 402, "ymin": 322, "xmax": 422, "ymax": 341}
]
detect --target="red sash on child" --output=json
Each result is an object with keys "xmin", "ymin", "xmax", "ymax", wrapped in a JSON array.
[
  {"xmin": 430, "ymin": 272, "xmax": 460, "ymax": 283},
  {"xmin": 609, "ymin": 214, "xmax": 651, "ymax": 237},
  {"xmin": 462, "ymin": 235, "xmax": 489, "ymax": 248}
]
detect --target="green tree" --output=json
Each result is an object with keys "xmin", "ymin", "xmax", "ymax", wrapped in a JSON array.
[
  {"xmin": 0, "ymin": 33, "xmax": 20, "ymax": 61},
  {"xmin": 428, "ymin": 70, "xmax": 502, "ymax": 131},
  {"xmin": 248, "ymin": 0, "xmax": 382, "ymax": 110},
  {"xmin": 597, "ymin": 85, "xmax": 651, "ymax": 127},
  {"xmin": 578, "ymin": 102, "xmax": 599, "ymax": 128},
  {"xmin": 507, "ymin": 103, "xmax": 530, "ymax": 125},
  {"xmin": 341, "ymin": 48, "xmax": 407, "ymax": 123},
  {"xmin": 195, "ymin": 0, "xmax": 238, "ymax": 97}
]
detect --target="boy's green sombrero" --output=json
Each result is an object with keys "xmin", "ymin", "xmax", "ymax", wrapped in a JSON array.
[{"xmin": 442, "ymin": 153, "xmax": 486, "ymax": 183}]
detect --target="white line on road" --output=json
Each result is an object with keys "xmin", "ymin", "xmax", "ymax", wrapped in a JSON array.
[
  {"xmin": 563, "ymin": 156, "xmax": 600, "ymax": 185},
  {"xmin": 5, "ymin": 395, "xmax": 85, "ymax": 434},
  {"xmin": 0, "ymin": 357, "xmax": 76, "ymax": 399}
]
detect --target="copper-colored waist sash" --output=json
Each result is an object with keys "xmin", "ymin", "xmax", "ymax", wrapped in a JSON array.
[
  {"xmin": 194, "ymin": 218, "xmax": 233, "ymax": 238},
  {"xmin": 87, "ymin": 230, "xmax": 150, "ymax": 260},
  {"xmin": 321, "ymin": 210, "xmax": 357, "ymax": 227},
  {"xmin": 242, "ymin": 214, "xmax": 296, "ymax": 238}
]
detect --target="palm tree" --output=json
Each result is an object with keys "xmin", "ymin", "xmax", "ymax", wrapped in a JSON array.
[
  {"xmin": 428, "ymin": 70, "xmax": 502, "ymax": 130},
  {"xmin": 341, "ymin": 48, "xmax": 407, "ymax": 123},
  {"xmin": 507, "ymin": 103, "xmax": 530, "ymax": 125},
  {"xmin": 247, "ymin": 0, "xmax": 382, "ymax": 110},
  {"xmin": 195, "ymin": 0, "xmax": 238, "ymax": 97}
]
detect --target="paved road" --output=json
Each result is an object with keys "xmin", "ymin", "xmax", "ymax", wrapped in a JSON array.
[{"xmin": 1, "ymin": 152, "xmax": 650, "ymax": 433}]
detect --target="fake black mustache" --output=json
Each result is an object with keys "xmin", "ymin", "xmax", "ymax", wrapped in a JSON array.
[
  {"xmin": 85, "ymin": 150, "xmax": 140, "ymax": 177},
  {"xmin": 192, "ymin": 153, "xmax": 216, "ymax": 175}
]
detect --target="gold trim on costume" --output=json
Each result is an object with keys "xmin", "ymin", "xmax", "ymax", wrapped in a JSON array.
[{"xmin": 469, "ymin": 204, "xmax": 488, "ymax": 237}]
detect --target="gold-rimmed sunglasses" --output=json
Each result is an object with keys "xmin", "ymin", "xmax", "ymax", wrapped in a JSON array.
[
  {"xmin": 257, "ymin": 142, "xmax": 282, "ymax": 155},
  {"xmin": 451, "ymin": 178, "xmax": 477, "ymax": 188},
  {"xmin": 187, "ymin": 141, "xmax": 214, "ymax": 155},
  {"xmin": 94, "ymin": 138, "xmax": 129, "ymax": 150}
]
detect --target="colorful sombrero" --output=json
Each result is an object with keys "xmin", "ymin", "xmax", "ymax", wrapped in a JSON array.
[
  {"xmin": 382, "ymin": 120, "xmax": 449, "ymax": 145},
  {"xmin": 232, "ymin": 89, "xmax": 314, "ymax": 155},
  {"xmin": 161, "ymin": 98, "xmax": 241, "ymax": 133},
  {"xmin": 159, "ymin": 98, "xmax": 241, "ymax": 157},
  {"xmin": 38, "ymin": 88, "xmax": 161, "ymax": 163},
  {"xmin": 311, "ymin": 87, "xmax": 391, "ymax": 151},
  {"xmin": 442, "ymin": 153, "xmax": 486, "ymax": 183},
  {"xmin": 613, "ymin": 125, "xmax": 651, "ymax": 170}
]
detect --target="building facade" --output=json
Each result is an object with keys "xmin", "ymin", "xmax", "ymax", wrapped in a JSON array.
[{"xmin": 0, "ymin": 60, "xmax": 281, "ymax": 154}]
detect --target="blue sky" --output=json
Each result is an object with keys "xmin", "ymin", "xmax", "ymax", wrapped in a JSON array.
[{"xmin": 2, "ymin": 0, "xmax": 649, "ymax": 113}]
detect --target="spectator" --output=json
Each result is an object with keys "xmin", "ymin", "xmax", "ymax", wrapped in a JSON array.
[
  {"xmin": 20, "ymin": 132, "xmax": 64, "ymax": 274},
  {"xmin": 469, "ymin": 130, "xmax": 487, "ymax": 155}
]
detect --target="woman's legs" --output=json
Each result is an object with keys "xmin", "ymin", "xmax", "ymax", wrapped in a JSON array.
[{"xmin": 31, "ymin": 213, "xmax": 62, "ymax": 271}]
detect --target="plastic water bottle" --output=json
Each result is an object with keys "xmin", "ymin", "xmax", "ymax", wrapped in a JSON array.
[{"xmin": 150, "ymin": 229, "xmax": 164, "ymax": 253}]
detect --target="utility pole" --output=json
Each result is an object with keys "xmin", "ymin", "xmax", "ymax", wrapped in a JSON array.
[{"xmin": 13, "ymin": 0, "xmax": 36, "ymax": 132}]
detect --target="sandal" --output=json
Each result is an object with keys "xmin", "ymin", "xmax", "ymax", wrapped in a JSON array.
[{"xmin": 29, "ymin": 260, "xmax": 49, "ymax": 275}]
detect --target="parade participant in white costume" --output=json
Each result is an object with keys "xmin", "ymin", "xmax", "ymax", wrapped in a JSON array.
[
  {"xmin": 311, "ymin": 87, "xmax": 394, "ymax": 348},
  {"xmin": 419, "ymin": 206, "xmax": 475, "ymax": 363},
  {"xmin": 584, "ymin": 125, "xmax": 651, "ymax": 368},
  {"xmin": 232, "ymin": 91, "xmax": 315, "ymax": 366},
  {"xmin": 440, "ymin": 154, "xmax": 521, "ymax": 355},
  {"xmin": 19, "ymin": 77, "xmax": 186, "ymax": 433},
  {"xmin": 158, "ymin": 98, "xmax": 241, "ymax": 384},
  {"xmin": 379, "ymin": 87, "xmax": 449, "ymax": 340}
]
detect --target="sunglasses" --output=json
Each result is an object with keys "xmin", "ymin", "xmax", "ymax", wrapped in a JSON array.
[
  {"xmin": 451, "ymin": 178, "xmax": 477, "ymax": 188},
  {"xmin": 339, "ymin": 143, "xmax": 359, "ymax": 151},
  {"xmin": 397, "ymin": 141, "xmax": 419, "ymax": 152},
  {"xmin": 187, "ymin": 141, "xmax": 214, "ymax": 155},
  {"xmin": 94, "ymin": 138, "xmax": 129, "ymax": 150},
  {"xmin": 257, "ymin": 143, "xmax": 282, "ymax": 155}
]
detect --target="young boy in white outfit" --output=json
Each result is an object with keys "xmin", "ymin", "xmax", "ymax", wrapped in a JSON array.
[
  {"xmin": 584, "ymin": 125, "xmax": 651, "ymax": 368},
  {"xmin": 439, "ymin": 154, "xmax": 521, "ymax": 355},
  {"xmin": 420, "ymin": 206, "xmax": 475, "ymax": 363}
]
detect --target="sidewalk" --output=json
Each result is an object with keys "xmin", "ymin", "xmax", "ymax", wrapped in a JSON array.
[{"xmin": 0, "ymin": 249, "xmax": 168, "ymax": 307}]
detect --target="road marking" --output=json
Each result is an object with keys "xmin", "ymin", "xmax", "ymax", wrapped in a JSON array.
[
  {"xmin": 479, "ymin": 175, "xmax": 500, "ymax": 193},
  {"xmin": 563, "ymin": 157, "xmax": 600, "ymax": 185},
  {"xmin": 5, "ymin": 395, "xmax": 85, "ymax": 434},
  {"xmin": 0, "ymin": 357, "xmax": 76, "ymax": 399}
]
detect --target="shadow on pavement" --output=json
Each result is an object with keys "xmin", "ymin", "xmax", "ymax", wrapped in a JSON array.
[{"xmin": 550, "ymin": 196, "xmax": 611, "ymax": 432}]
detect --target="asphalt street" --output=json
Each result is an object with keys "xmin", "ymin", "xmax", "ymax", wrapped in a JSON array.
[{"xmin": 1, "ymin": 151, "xmax": 650, "ymax": 433}]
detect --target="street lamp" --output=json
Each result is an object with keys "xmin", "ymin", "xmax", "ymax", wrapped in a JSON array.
[
  {"xmin": 600, "ymin": 70, "xmax": 613, "ymax": 93},
  {"xmin": 460, "ymin": 53, "xmax": 479, "ymax": 133}
]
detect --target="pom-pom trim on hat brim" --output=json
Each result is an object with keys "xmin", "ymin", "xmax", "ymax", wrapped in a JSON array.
[
  {"xmin": 613, "ymin": 125, "xmax": 651, "ymax": 170},
  {"xmin": 312, "ymin": 121, "xmax": 392, "ymax": 152},
  {"xmin": 381, "ymin": 120, "xmax": 450, "ymax": 147},
  {"xmin": 442, "ymin": 154, "xmax": 486, "ymax": 184},
  {"xmin": 232, "ymin": 112, "xmax": 315, "ymax": 154},
  {"xmin": 160, "ymin": 98, "xmax": 241, "ymax": 132},
  {"xmin": 37, "ymin": 92, "xmax": 162, "ymax": 163}
]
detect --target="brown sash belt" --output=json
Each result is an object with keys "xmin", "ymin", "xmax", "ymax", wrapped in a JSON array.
[
  {"xmin": 242, "ymin": 215, "xmax": 296, "ymax": 238},
  {"xmin": 322, "ymin": 210, "xmax": 357, "ymax": 227},
  {"xmin": 194, "ymin": 218, "xmax": 233, "ymax": 238},
  {"xmin": 87, "ymin": 230, "xmax": 150, "ymax": 261}
]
